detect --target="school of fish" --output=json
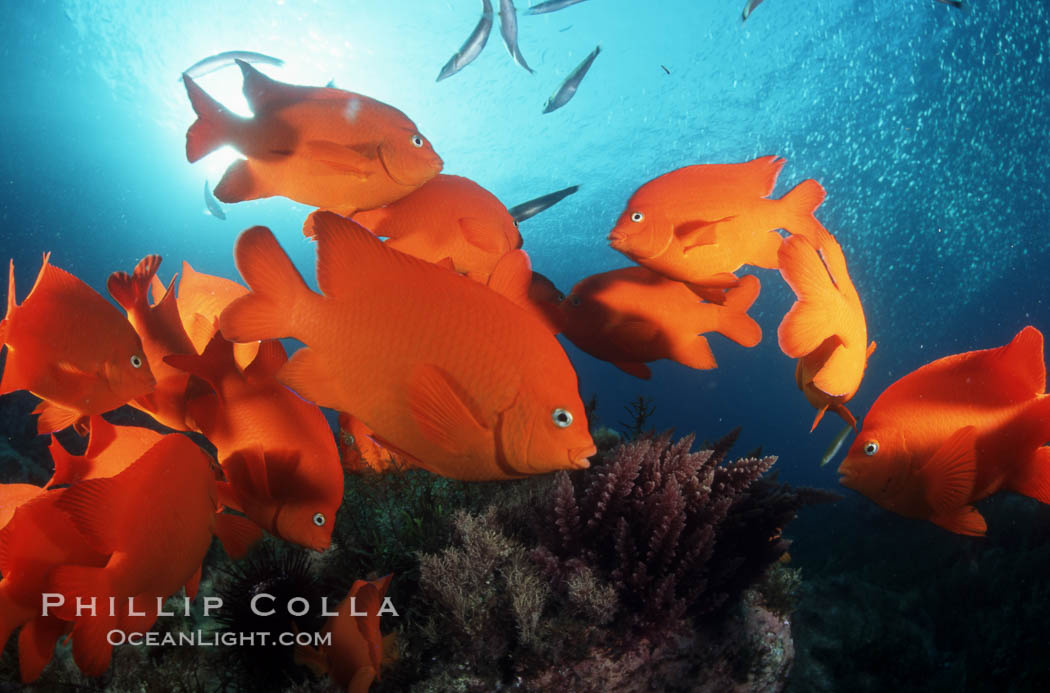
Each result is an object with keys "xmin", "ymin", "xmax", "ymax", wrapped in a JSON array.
[{"xmin": 0, "ymin": 5, "xmax": 1045, "ymax": 685}]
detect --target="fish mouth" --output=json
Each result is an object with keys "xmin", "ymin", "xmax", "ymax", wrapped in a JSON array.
[
  {"xmin": 377, "ymin": 143, "xmax": 443, "ymax": 187},
  {"xmin": 607, "ymin": 230, "xmax": 626, "ymax": 244},
  {"xmin": 569, "ymin": 444, "xmax": 597, "ymax": 468}
]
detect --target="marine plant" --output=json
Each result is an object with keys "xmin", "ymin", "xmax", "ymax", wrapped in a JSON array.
[
  {"xmin": 531, "ymin": 430, "xmax": 780, "ymax": 634},
  {"xmin": 618, "ymin": 394, "xmax": 656, "ymax": 440}
]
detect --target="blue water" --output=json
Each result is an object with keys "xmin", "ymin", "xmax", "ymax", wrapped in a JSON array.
[{"xmin": 7, "ymin": 0, "xmax": 1046, "ymax": 490}]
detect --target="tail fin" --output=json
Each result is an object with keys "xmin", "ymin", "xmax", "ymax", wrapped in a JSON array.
[
  {"xmin": 107, "ymin": 255, "xmax": 162, "ymax": 315},
  {"xmin": 1007, "ymin": 397, "xmax": 1050, "ymax": 504},
  {"xmin": 219, "ymin": 227, "xmax": 314, "ymax": 343},
  {"xmin": 778, "ymin": 179, "xmax": 834, "ymax": 250},
  {"xmin": 716, "ymin": 274, "xmax": 763, "ymax": 347},
  {"xmin": 46, "ymin": 436, "xmax": 88, "ymax": 488},
  {"xmin": 777, "ymin": 235, "xmax": 844, "ymax": 359},
  {"xmin": 183, "ymin": 73, "xmax": 236, "ymax": 163}
]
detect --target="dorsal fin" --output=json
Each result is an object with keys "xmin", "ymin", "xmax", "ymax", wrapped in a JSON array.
[
  {"xmin": 238, "ymin": 59, "xmax": 317, "ymax": 113},
  {"xmin": 992, "ymin": 326, "xmax": 1045, "ymax": 395},
  {"xmin": 307, "ymin": 211, "xmax": 423, "ymax": 299}
]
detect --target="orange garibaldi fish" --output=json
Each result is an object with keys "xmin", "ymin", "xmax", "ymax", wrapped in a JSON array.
[
  {"xmin": 219, "ymin": 211, "xmax": 596, "ymax": 481},
  {"xmin": 558, "ymin": 267, "xmax": 762, "ymax": 379},
  {"xmin": 838, "ymin": 326, "xmax": 1050, "ymax": 536},
  {"xmin": 183, "ymin": 60, "xmax": 443, "ymax": 216},
  {"xmin": 295, "ymin": 574, "xmax": 396, "ymax": 693},
  {"xmin": 607, "ymin": 156, "xmax": 832, "ymax": 287},
  {"xmin": 0, "ymin": 255, "xmax": 155, "ymax": 434},
  {"xmin": 349, "ymin": 174, "xmax": 523, "ymax": 283},
  {"xmin": 166, "ymin": 336, "xmax": 344, "ymax": 552},
  {"xmin": 108, "ymin": 256, "xmax": 199, "ymax": 431},
  {"xmin": 777, "ymin": 234, "xmax": 874, "ymax": 431}
]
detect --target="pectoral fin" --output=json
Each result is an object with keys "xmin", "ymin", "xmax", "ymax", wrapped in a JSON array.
[
  {"xmin": 921, "ymin": 426, "xmax": 978, "ymax": 516},
  {"xmin": 303, "ymin": 140, "xmax": 376, "ymax": 178},
  {"xmin": 407, "ymin": 364, "xmax": 490, "ymax": 453}
]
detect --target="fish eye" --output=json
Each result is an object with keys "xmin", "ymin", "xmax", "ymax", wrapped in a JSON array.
[
  {"xmin": 130, "ymin": 355, "xmax": 143, "ymax": 368},
  {"xmin": 630, "ymin": 211, "xmax": 644, "ymax": 223},
  {"xmin": 411, "ymin": 134, "xmax": 424, "ymax": 148},
  {"xmin": 568, "ymin": 294, "xmax": 581, "ymax": 307},
  {"xmin": 555, "ymin": 291, "xmax": 566, "ymax": 302},
  {"xmin": 312, "ymin": 512, "xmax": 326, "ymax": 527},
  {"xmin": 864, "ymin": 441, "xmax": 879, "ymax": 456},
  {"xmin": 552, "ymin": 408, "xmax": 573, "ymax": 428}
]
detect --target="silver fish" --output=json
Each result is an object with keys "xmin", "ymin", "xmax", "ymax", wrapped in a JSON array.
[
  {"xmin": 498, "ymin": 0, "xmax": 534, "ymax": 73},
  {"xmin": 437, "ymin": 0, "xmax": 494, "ymax": 82},
  {"xmin": 525, "ymin": 0, "xmax": 589, "ymax": 14},
  {"xmin": 820, "ymin": 423, "xmax": 853, "ymax": 467},
  {"xmin": 508, "ymin": 185, "xmax": 579, "ymax": 222},
  {"xmin": 203, "ymin": 180, "xmax": 226, "ymax": 220},
  {"xmin": 741, "ymin": 0, "xmax": 767, "ymax": 22},
  {"xmin": 543, "ymin": 45, "xmax": 600, "ymax": 114},
  {"xmin": 182, "ymin": 50, "xmax": 284, "ymax": 80}
]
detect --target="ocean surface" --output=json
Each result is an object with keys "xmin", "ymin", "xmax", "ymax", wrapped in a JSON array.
[{"xmin": 1, "ymin": 0, "xmax": 1049, "ymax": 690}]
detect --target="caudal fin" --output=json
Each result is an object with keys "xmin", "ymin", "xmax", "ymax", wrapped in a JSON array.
[
  {"xmin": 777, "ymin": 235, "xmax": 844, "ymax": 359},
  {"xmin": 219, "ymin": 227, "xmax": 315, "ymax": 343},
  {"xmin": 778, "ymin": 179, "xmax": 834, "ymax": 250},
  {"xmin": 717, "ymin": 274, "xmax": 763, "ymax": 347},
  {"xmin": 1007, "ymin": 397, "xmax": 1050, "ymax": 504},
  {"xmin": 183, "ymin": 73, "xmax": 236, "ymax": 163},
  {"xmin": 107, "ymin": 255, "xmax": 162, "ymax": 315}
]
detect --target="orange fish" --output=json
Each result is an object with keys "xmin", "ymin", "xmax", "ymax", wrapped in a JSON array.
[
  {"xmin": 838, "ymin": 326, "xmax": 1050, "ymax": 536},
  {"xmin": 45, "ymin": 415, "xmax": 163, "ymax": 487},
  {"xmin": 166, "ymin": 335, "xmax": 343, "ymax": 552},
  {"xmin": 295, "ymin": 574, "xmax": 395, "ymax": 693},
  {"xmin": 0, "ymin": 255, "xmax": 155, "ymax": 434},
  {"xmin": 527, "ymin": 271, "xmax": 567, "ymax": 335},
  {"xmin": 108, "ymin": 256, "xmax": 199, "ymax": 430},
  {"xmin": 150, "ymin": 261, "xmax": 260, "ymax": 370},
  {"xmin": 48, "ymin": 433, "xmax": 217, "ymax": 675},
  {"xmin": 0, "ymin": 488, "xmax": 106, "ymax": 682},
  {"xmin": 607, "ymin": 156, "xmax": 832, "ymax": 286},
  {"xmin": 559, "ymin": 267, "xmax": 762, "ymax": 379},
  {"xmin": 777, "ymin": 234, "xmax": 874, "ymax": 431},
  {"xmin": 339, "ymin": 412, "xmax": 409, "ymax": 473},
  {"xmin": 183, "ymin": 60, "xmax": 443, "ymax": 216},
  {"xmin": 349, "ymin": 174, "xmax": 522, "ymax": 283},
  {"xmin": 0, "ymin": 483, "xmax": 45, "ymax": 531},
  {"xmin": 220, "ymin": 211, "xmax": 596, "ymax": 481}
]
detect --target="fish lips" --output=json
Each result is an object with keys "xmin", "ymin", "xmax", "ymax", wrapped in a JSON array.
[
  {"xmin": 378, "ymin": 142, "xmax": 443, "ymax": 187},
  {"xmin": 569, "ymin": 444, "xmax": 597, "ymax": 468}
]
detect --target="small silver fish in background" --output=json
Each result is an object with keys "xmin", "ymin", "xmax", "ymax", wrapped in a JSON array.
[
  {"xmin": 508, "ymin": 185, "xmax": 579, "ymax": 222},
  {"xmin": 525, "ymin": 0, "xmax": 589, "ymax": 15},
  {"xmin": 182, "ymin": 50, "xmax": 284, "ymax": 80},
  {"xmin": 498, "ymin": 0, "xmax": 534, "ymax": 73},
  {"xmin": 933, "ymin": 0, "xmax": 965, "ymax": 9},
  {"xmin": 820, "ymin": 423, "xmax": 853, "ymax": 467},
  {"xmin": 203, "ymin": 180, "xmax": 226, "ymax": 220},
  {"xmin": 741, "ymin": 0, "xmax": 767, "ymax": 22},
  {"xmin": 438, "ymin": 0, "xmax": 494, "ymax": 82},
  {"xmin": 543, "ymin": 45, "xmax": 600, "ymax": 114}
]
